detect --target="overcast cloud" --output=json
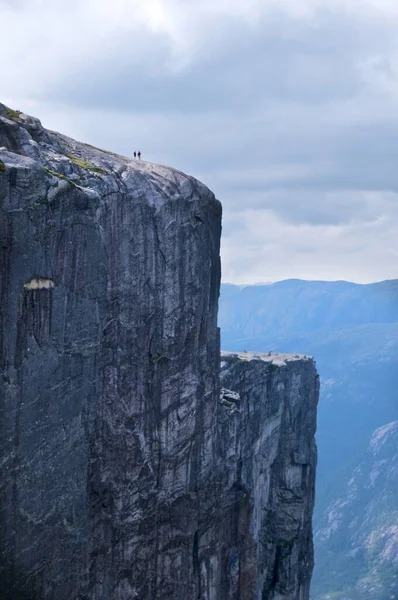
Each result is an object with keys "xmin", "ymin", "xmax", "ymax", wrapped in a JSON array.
[{"xmin": 2, "ymin": 0, "xmax": 398, "ymax": 283}]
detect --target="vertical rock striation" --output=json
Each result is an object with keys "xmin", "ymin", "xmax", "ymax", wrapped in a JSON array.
[
  {"xmin": 0, "ymin": 104, "xmax": 221, "ymax": 599},
  {"xmin": 218, "ymin": 352, "xmax": 319, "ymax": 600},
  {"xmin": 0, "ymin": 105, "xmax": 318, "ymax": 599}
]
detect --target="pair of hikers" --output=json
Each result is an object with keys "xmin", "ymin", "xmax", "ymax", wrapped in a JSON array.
[{"xmin": 133, "ymin": 151, "xmax": 141, "ymax": 160}]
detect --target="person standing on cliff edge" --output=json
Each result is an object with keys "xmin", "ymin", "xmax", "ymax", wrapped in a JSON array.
[
  {"xmin": 138, "ymin": 151, "xmax": 141, "ymax": 160},
  {"xmin": 133, "ymin": 151, "xmax": 136, "ymax": 158}
]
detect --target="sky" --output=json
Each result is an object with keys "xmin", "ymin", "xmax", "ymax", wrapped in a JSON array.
[{"xmin": 2, "ymin": 0, "xmax": 398, "ymax": 284}]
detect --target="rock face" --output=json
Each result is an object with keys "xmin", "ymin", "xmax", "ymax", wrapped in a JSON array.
[
  {"xmin": 219, "ymin": 352, "xmax": 319, "ymax": 600},
  {"xmin": 0, "ymin": 104, "xmax": 319, "ymax": 599},
  {"xmin": 0, "ymin": 104, "xmax": 222, "ymax": 600},
  {"xmin": 218, "ymin": 281, "xmax": 398, "ymax": 600}
]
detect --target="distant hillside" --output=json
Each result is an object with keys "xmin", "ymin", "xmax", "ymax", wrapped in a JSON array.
[
  {"xmin": 219, "ymin": 279, "xmax": 398, "ymax": 600},
  {"xmin": 221, "ymin": 279, "xmax": 398, "ymax": 339},
  {"xmin": 314, "ymin": 421, "xmax": 398, "ymax": 600}
]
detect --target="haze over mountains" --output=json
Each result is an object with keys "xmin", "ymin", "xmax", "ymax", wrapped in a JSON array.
[{"xmin": 219, "ymin": 279, "xmax": 398, "ymax": 600}]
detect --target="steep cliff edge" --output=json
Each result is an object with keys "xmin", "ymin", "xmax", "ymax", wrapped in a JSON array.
[
  {"xmin": 218, "ymin": 281, "xmax": 398, "ymax": 599},
  {"xmin": 0, "ymin": 104, "xmax": 222, "ymax": 599},
  {"xmin": 219, "ymin": 352, "xmax": 318, "ymax": 600},
  {"xmin": 0, "ymin": 104, "xmax": 318, "ymax": 600}
]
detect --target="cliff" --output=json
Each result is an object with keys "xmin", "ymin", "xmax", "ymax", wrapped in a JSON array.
[
  {"xmin": 0, "ymin": 104, "xmax": 318, "ymax": 600},
  {"xmin": 219, "ymin": 352, "xmax": 318, "ymax": 600},
  {"xmin": 218, "ymin": 281, "xmax": 398, "ymax": 599}
]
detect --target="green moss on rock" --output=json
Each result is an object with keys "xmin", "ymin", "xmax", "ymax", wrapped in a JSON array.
[
  {"xmin": 66, "ymin": 153, "xmax": 107, "ymax": 175},
  {"xmin": 43, "ymin": 168, "xmax": 77, "ymax": 187},
  {"xmin": 4, "ymin": 106, "xmax": 22, "ymax": 120}
]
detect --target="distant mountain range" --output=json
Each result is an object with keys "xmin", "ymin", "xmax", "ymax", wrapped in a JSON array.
[{"xmin": 219, "ymin": 279, "xmax": 398, "ymax": 600}]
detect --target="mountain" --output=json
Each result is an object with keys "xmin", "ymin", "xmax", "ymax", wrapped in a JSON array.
[
  {"xmin": 221, "ymin": 279, "xmax": 398, "ymax": 337},
  {"xmin": 219, "ymin": 280, "xmax": 398, "ymax": 599},
  {"xmin": 314, "ymin": 421, "xmax": 398, "ymax": 599},
  {"xmin": 0, "ymin": 104, "xmax": 319, "ymax": 599}
]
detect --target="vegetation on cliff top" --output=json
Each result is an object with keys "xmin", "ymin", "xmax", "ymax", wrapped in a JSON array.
[
  {"xmin": 66, "ymin": 153, "xmax": 107, "ymax": 175},
  {"xmin": 4, "ymin": 106, "xmax": 22, "ymax": 120},
  {"xmin": 43, "ymin": 167, "xmax": 78, "ymax": 187}
]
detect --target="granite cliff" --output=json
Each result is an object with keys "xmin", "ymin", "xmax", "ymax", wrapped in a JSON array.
[
  {"xmin": 0, "ymin": 104, "xmax": 319, "ymax": 599},
  {"xmin": 218, "ymin": 281, "xmax": 398, "ymax": 599},
  {"xmin": 219, "ymin": 352, "xmax": 318, "ymax": 600}
]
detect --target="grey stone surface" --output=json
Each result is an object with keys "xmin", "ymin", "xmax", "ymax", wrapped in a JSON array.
[
  {"xmin": 218, "ymin": 281, "xmax": 398, "ymax": 599},
  {"xmin": 0, "ymin": 104, "xmax": 222, "ymax": 600},
  {"xmin": 219, "ymin": 352, "xmax": 319, "ymax": 600},
  {"xmin": 0, "ymin": 104, "xmax": 318, "ymax": 599}
]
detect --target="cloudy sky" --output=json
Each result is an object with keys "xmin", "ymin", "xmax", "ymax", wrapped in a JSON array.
[{"xmin": 2, "ymin": 0, "xmax": 398, "ymax": 284}]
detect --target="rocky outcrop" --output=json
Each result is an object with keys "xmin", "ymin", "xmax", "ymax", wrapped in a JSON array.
[
  {"xmin": 218, "ymin": 280, "xmax": 398, "ymax": 599},
  {"xmin": 0, "ymin": 104, "xmax": 222, "ymax": 600},
  {"xmin": 0, "ymin": 104, "xmax": 318, "ymax": 599},
  {"xmin": 218, "ymin": 352, "xmax": 319, "ymax": 600}
]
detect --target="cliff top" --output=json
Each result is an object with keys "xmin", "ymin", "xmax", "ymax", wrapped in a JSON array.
[
  {"xmin": 221, "ymin": 350, "xmax": 314, "ymax": 367},
  {"xmin": 0, "ymin": 102, "xmax": 215, "ymax": 210}
]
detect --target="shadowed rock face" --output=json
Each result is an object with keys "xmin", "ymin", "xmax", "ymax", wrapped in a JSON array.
[
  {"xmin": 0, "ymin": 104, "xmax": 222, "ymax": 600},
  {"xmin": 219, "ymin": 352, "xmax": 319, "ymax": 600},
  {"xmin": 218, "ymin": 281, "xmax": 398, "ymax": 600},
  {"xmin": 0, "ymin": 104, "xmax": 318, "ymax": 600}
]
